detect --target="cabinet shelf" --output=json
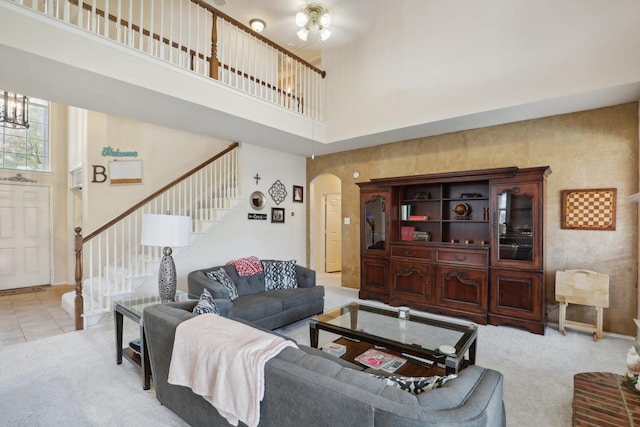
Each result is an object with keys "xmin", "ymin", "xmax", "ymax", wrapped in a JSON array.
[
  {"xmin": 403, "ymin": 198, "xmax": 440, "ymax": 203},
  {"xmin": 441, "ymin": 220, "xmax": 489, "ymax": 223},
  {"xmin": 442, "ymin": 197, "xmax": 489, "ymax": 202}
]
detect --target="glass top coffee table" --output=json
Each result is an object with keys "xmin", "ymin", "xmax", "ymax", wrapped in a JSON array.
[{"xmin": 309, "ymin": 302, "xmax": 477, "ymax": 374}]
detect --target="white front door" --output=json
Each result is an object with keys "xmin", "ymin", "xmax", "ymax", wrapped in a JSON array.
[
  {"xmin": 0, "ymin": 184, "xmax": 51, "ymax": 290},
  {"xmin": 325, "ymin": 193, "xmax": 342, "ymax": 273}
]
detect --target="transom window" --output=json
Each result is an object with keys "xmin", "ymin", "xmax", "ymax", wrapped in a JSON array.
[{"xmin": 0, "ymin": 96, "xmax": 50, "ymax": 171}]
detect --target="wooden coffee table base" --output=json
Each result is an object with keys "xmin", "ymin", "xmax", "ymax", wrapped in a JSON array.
[
  {"xmin": 331, "ymin": 337, "xmax": 450, "ymax": 377},
  {"xmin": 573, "ymin": 372, "xmax": 640, "ymax": 426}
]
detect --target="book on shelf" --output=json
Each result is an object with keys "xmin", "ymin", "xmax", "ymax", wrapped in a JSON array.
[
  {"xmin": 408, "ymin": 215, "xmax": 429, "ymax": 221},
  {"xmin": 413, "ymin": 231, "xmax": 431, "ymax": 241},
  {"xmin": 129, "ymin": 338, "xmax": 141, "ymax": 355},
  {"xmin": 354, "ymin": 348, "xmax": 407, "ymax": 373},
  {"xmin": 401, "ymin": 226, "xmax": 416, "ymax": 241},
  {"xmin": 322, "ymin": 342, "xmax": 347, "ymax": 357},
  {"xmin": 401, "ymin": 204, "xmax": 415, "ymax": 220}
]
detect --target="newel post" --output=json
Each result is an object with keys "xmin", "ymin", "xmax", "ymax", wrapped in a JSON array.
[
  {"xmin": 209, "ymin": 12, "xmax": 219, "ymax": 80},
  {"xmin": 74, "ymin": 227, "xmax": 84, "ymax": 330}
]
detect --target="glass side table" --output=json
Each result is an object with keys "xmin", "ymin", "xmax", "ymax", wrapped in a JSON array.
[{"xmin": 113, "ymin": 291, "xmax": 190, "ymax": 390}]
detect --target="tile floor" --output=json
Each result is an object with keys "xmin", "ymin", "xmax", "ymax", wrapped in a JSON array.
[
  {"xmin": 0, "ymin": 273, "xmax": 344, "ymax": 346},
  {"xmin": 0, "ymin": 285, "xmax": 76, "ymax": 346}
]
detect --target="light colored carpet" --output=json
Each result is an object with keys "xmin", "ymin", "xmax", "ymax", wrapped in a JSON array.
[{"xmin": 0, "ymin": 273, "xmax": 633, "ymax": 426}]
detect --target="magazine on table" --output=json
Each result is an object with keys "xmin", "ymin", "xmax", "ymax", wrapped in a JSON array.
[{"xmin": 354, "ymin": 348, "xmax": 407, "ymax": 373}]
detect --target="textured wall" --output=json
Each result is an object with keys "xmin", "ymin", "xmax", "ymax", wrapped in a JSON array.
[{"xmin": 307, "ymin": 103, "xmax": 639, "ymax": 335}]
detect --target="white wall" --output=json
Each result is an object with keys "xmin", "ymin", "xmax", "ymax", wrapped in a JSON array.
[
  {"xmin": 140, "ymin": 143, "xmax": 308, "ymax": 294},
  {"xmin": 83, "ymin": 111, "xmax": 230, "ymax": 232},
  {"xmin": 322, "ymin": 0, "xmax": 640, "ymax": 142}
]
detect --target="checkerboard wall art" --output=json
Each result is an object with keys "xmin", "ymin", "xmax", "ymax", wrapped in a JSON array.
[{"xmin": 561, "ymin": 188, "xmax": 616, "ymax": 231}]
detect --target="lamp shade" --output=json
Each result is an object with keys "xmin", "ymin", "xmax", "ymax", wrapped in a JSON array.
[{"xmin": 141, "ymin": 214, "xmax": 192, "ymax": 247}]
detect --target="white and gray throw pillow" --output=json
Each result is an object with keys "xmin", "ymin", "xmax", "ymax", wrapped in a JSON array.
[
  {"xmin": 262, "ymin": 260, "xmax": 297, "ymax": 291},
  {"xmin": 193, "ymin": 288, "xmax": 220, "ymax": 315},
  {"xmin": 205, "ymin": 268, "xmax": 239, "ymax": 301},
  {"xmin": 375, "ymin": 374, "xmax": 457, "ymax": 395}
]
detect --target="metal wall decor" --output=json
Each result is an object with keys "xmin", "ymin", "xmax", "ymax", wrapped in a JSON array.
[
  {"xmin": 0, "ymin": 173, "xmax": 37, "ymax": 183},
  {"xmin": 561, "ymin": 188, "xmax": 616, "ymax": 230},
  {"xmin": 268, "ymin": 180, "xmax": 287, "ymax": 205}
]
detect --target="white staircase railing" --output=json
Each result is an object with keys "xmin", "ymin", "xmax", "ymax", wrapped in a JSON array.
[
  {"xmin": 7, "ymin": 0, "xmax": 325, "ymax": 120},
  {"xmin": 71, "ymin": 142, "xmax": 238, "ymax": 329}
]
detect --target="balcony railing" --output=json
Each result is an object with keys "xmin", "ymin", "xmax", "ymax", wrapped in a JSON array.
[{"xmin": 9, "ymin": 0, "xmax": 325, "ymax": 119}]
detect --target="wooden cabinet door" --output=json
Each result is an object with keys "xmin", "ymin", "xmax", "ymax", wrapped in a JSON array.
[
  {"xmin": 490, "ymin": 180, "xmax": 543, "ymax": 270},
  {"xmin": 360, "ymin": 185, "xmax": 392, "ymax": 257},
  {"xmin": 359, "ymin": 256, "xmax": 389, "ymax": 302},
  {"xmin": 490, "ymin": 269, "xmax": 543, "ymax": 321},
  {"xmin": 390, "ymin": 260, "xmax": 432, "ymax": 305},
  {"xmin": 434, "ymin": 265, "xmax": 487, "ymax": 314}
]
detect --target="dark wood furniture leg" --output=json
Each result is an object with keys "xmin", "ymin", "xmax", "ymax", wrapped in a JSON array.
[
  {"xmin": 309, "ymin": 320, "xmax": 319, "ymax": 348},
  {"xmin": 115, "ymin": 309, "xmax": 123, "ymax": 364},
  {"xmin": 140, "ymin": 322, "xmax": 151, "ymax": 390}
]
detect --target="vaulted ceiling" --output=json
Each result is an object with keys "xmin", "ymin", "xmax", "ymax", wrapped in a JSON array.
[{"xmin": 1, "ymin": 1, "xmax": 639, "ymax": 157}]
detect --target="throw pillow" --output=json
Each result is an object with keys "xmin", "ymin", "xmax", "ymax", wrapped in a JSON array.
[
  {"xmin": 375, "ymin": 374, "xmax": 457, "ymax": 395},
  {"xmin": 226, "ymin": 256, "xmax": 263, "ymax": 276},
  {"xmin": 193, "ymin": 289, "xmax": 220, "ymax": 315},
  {"xmin": 205, "ymin": 268, "xmax": 239, "ymax": 301},
  {"xmin": 262, "ymin": 260, "xmax": 297, "ymax": 291}
]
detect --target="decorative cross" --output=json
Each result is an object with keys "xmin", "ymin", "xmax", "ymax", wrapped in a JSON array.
[{"xmin": 253, "ymin": 173, "xmax": 261, "ymax": 185}]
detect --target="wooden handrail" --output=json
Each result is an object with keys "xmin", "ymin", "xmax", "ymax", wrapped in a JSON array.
[
  {"xmin": 189, "ymin": 0, "xmax": 326, "ymax": 78},
  {"xmin": 67, "ymin": 0, "xmax": 324, "ymax": 78},
  {"xmin": 82, "ymin": 142, "xmax": 239, "ymax": 243},
  {"xmin": 68, "ymin": 0, "xmax": 209, "ymax": 65}
]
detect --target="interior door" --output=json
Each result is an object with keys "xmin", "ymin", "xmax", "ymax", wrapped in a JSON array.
[
  {"xmin": 325, "ymin": 193, "xmax": 342, "ymax": 273},
  {"xmin": 0, "ymin": 184, "xmax": 51, "ymax": 290}
]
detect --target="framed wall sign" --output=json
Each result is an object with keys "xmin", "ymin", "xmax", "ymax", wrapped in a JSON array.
[
  {"xmin": 109, "ymin": 160, "xmax": 143, "ymax": 185},
  {"xmin": 561, "ymin": 188, "xmax": 616, "ymax": 230}
]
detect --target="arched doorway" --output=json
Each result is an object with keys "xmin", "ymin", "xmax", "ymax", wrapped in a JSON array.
[{"xmin": 309, "ymin": 174, "xmax": 342, "ymax": 273}]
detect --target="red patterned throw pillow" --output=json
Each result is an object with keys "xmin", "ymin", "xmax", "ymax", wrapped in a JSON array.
[{"xmin": 226, "ymin": 256, "xmax": 263, "ymax": 276}]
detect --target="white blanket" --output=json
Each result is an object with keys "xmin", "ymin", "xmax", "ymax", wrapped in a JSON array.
[{"xmin": 167, "ymin": 314, "xmax": 297, "ymax": 427}]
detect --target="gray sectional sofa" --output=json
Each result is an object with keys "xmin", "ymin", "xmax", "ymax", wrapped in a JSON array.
[
  {"xmin": 144, "ymin": 301, "xmax": 506, "ymax": 427},
  {"xmin": 187, "ymin": 260, "xmax": 324, "ymax": 330}
]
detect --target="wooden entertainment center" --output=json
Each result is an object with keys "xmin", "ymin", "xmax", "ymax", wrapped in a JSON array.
[{"xmin": 358, "ymin": 166, "xmax": 551, "ymax": 334}]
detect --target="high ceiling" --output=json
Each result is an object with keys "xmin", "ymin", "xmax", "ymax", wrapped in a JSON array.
[
  {"xmin": 205, "ymin": 0, "xmax": 377, "ymax": 66},
  {"xmin": 1, "ymin": 1, "xmax": 639, "ymax": 158}
]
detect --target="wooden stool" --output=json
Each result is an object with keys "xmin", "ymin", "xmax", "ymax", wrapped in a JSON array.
[{"xmin": 555, "ymin": 269, "xmax": 609, "ymax": 340}]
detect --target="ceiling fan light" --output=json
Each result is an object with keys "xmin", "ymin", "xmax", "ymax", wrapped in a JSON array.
[
  {"xmin": 319, "ymin": 12, "xmax": 331, "ymax": 28},
  {"xmin": 319, "ymin": 28, "xmax": 331, "ymax": 41},
  {"xmin": 295, "ymin": 11, "xmax": 308, "ymax": 27},
  {"xmin": 297, "ymin": 27, "xmax": 309, "ymax": 41}
]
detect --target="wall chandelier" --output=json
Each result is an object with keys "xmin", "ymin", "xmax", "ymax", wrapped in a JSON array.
[
  {"xmin": 0, "ymin": 91, "xmax": 29, "ymax": 129},
  {"xmin": 295, "ymin": 2, "xmax": 331, "ymax": 42}
]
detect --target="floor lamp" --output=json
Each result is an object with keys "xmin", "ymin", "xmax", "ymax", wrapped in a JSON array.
[{"xmin": 141, "ymin": 213, "xmax": 192, "ymax": 302}]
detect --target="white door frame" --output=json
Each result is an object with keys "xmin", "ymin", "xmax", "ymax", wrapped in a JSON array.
[{"xmin": 0, "ymin": 182, "xmax": 52, "ymax": 289}]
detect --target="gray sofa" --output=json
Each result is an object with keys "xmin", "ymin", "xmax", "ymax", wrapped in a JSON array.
[
  {"xmin": 144, "ymin": 301, "xmax": 506, "ymax": 427},
  {"xmin": 187, "ymin": 261, "xmax": 323, "ymax": 330}
]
